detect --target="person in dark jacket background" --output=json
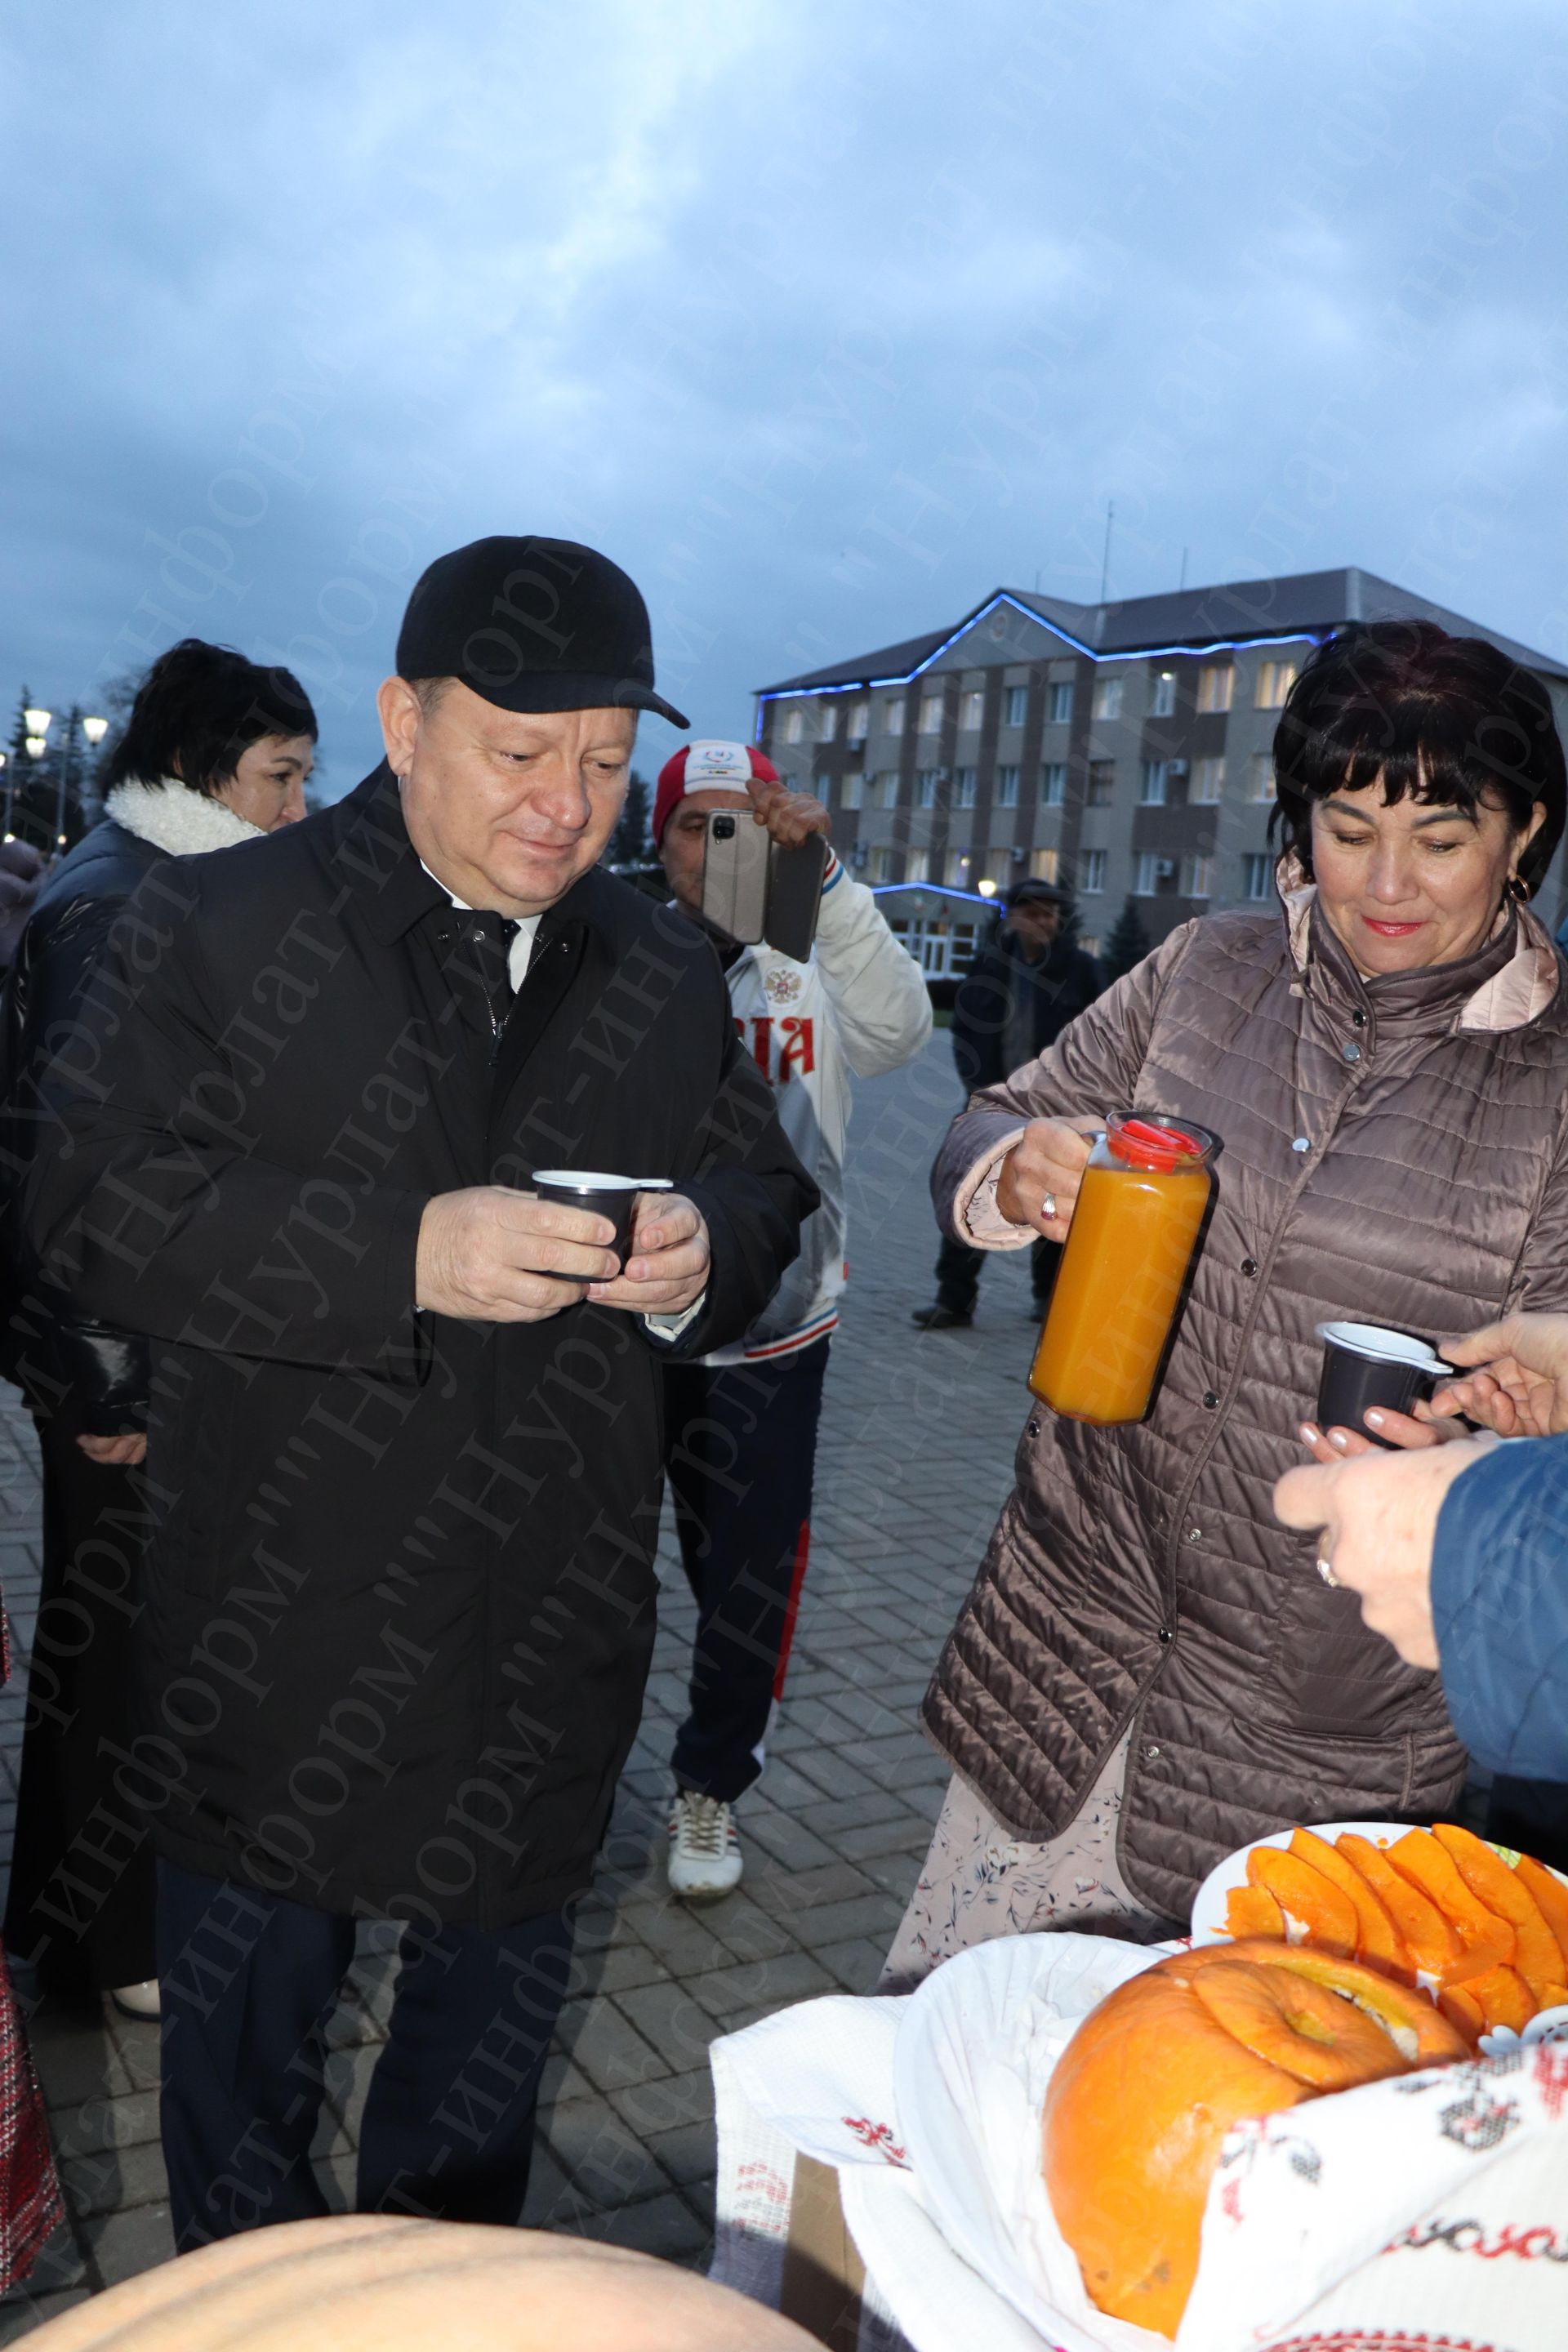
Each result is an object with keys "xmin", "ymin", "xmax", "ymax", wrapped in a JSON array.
[
  {"xmin": 0, "ymin": 640, "xmax": 315, "ymax": 2022},
  {"xmin": 911, "ymin": 878, "xmax": 1102, "ymax": 1330},
  {"xmin": 20, "ymin": 537, "xmax": 815, "ymax": 2247}
]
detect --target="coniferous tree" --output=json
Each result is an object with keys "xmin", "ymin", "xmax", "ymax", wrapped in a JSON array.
[
  {"xmin": 1101, "ymin": 894, "xmax": 1152, "ymax": 982},
  {"xmin": 606, "ymin": 771, "xmax": 653, "ymax": 867}
]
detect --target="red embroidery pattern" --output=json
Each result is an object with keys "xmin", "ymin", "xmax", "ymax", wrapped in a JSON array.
[
  {"xmin": 733, "ymin": 2158, "xmax": 791, "ymax": 2208},
  {"xmin": 841, "ymin": 2115, "xmax": 908, "ymax": 2167},
  {"xmin": 1532, "ymin": 2042, "xmax": 1568, "ymax": 2123},
  {"xmin": 1389, "ymin": 2214, "xmax": 1568, "ymax": 2263},
  {"xmin": 1262, "ymin": 2335, "xmax": 1498, "ymax": 2350}
]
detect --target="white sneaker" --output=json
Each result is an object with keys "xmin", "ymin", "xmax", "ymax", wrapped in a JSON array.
[
  {"xmin": 109, "ymin": 1979, "xmax": 161, "ymax": 2022},
  {"xmin": 667, "ymin": 1792, "xmax": 742, "ymax": 1903}
]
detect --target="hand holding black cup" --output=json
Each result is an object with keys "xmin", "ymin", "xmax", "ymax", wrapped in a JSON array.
[
  {"xmin": 530, "ymin": 1172, "xmax": 672, "ymax": 1273},
  {"xmin": 1313, "ymin": 1321, "xmax": 1453, "ymax": 1451}
]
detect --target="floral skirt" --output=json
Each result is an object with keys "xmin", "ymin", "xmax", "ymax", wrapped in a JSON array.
[{"xmin": 880, "ymin": 1731, "xmax": 1181, "ymax": 1992}]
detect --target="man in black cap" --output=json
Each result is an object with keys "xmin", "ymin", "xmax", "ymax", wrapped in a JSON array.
[
  {"xmin": 20, "ymin": 537, "xmax": 817, "ymax": 2242},
  {"xmin": 912, "ymin": 879, "xmax": 1103, "ymax": 1330}
]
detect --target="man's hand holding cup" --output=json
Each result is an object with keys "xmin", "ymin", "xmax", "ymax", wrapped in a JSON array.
[{"xmin": 586, "ymin": 1192, "xmax": 710, "ymax": 1316}]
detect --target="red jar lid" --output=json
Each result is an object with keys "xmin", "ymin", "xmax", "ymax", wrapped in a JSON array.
[{"xmin": 1109, "ymin": 1118, "xmax": 1205, "ymax": 1172}]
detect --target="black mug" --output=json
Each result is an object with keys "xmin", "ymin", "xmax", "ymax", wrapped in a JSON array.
[
  {"xmin": 1314, "ymin": 1321, "xmax": 1452, "ymax": 1450},
  {"xmin": 530, "ymin": 1171, "xmax": 672, "ymax": 1272}
]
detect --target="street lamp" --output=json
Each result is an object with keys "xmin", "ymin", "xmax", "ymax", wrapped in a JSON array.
[{"xmin": 51, "ymin": 714, "xmax": 109, "ymax": 851}]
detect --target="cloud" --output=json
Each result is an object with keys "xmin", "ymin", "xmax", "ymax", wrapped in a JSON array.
[{"xmin": 4, "ymin": 0, "xmax": 1568, "ymax": 789}]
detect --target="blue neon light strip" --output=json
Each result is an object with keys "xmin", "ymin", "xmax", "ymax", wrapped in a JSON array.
[
  {"xmin": 870, "ymin": 880, "xmax": 989, "ymax": 906},
  {"xmin": 755, "ymin": 590, "xmax": 1323, "ymax": 704}
]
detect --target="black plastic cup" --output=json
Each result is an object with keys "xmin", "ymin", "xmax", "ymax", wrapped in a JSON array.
[
  {"xmin": 1314, "ymin": 1321, "xmax": 1452, "ymax": 1450},
  {"xmin": 530, "ymin": 1171, "xmax": 672, "ymax": 1272}
]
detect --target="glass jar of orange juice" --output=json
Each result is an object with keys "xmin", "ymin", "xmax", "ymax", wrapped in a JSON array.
[{"xmin": 1029, "ymin": 1114, "xmax": 1217, "ymax": 1424}]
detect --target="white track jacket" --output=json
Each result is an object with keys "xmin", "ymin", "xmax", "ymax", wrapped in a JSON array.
[{"xmin": 702, "ymin": 852, "xmax": 932, "ymax": 1365}]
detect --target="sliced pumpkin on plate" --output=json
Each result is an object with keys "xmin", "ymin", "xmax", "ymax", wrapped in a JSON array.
[
  {"xmin": 1336, "ymin": 1834, "xmax": 1462, "ymax": 1980},
  {"xmin": 1459, "ymin": 1963, "xmax": 1535, "ymax": 2036},
  {"xmin": 1247, "ymin": 1847, "xmax": 1357, "ymax": 1955},
  {"xmin": 1513, "ymin": 1852, "xmax": 1568, "ymax": 1979},
  {"xmin": 1386, "ymin": 1829, "xmax": 1515, "ymax": 1980},
  {"xmin": 1432, "ymin": 1824, "xmax": 1560, "ymax": 2000},
  {"xmin": 1290, "ymin": 1828, "xmax": 1406, "ymax": 1971},
  {"xmin": 1224, "ymin": 1884, "xmax": 1285, "ymax": 1940}
]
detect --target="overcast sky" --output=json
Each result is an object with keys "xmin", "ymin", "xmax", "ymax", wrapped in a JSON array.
[{"xmin": 4, "ymin": 0, "xmax": 1568, "ymax": 795}]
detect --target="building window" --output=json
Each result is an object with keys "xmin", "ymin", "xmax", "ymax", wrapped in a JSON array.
[
  {"xmin": 848, "ymin": 699, "xmax": 869, "ymax": 742},
  {"xmin": 877, "ymin": 771, "xmax": 900, "ymax": 810},
  {"xmin": 783, "ymin": 706, "xmax": 804, "ymax": 745},
  {"xmin": 1183, "ymin": 854, "xmax": 1214, "ymax": 898},
  {"xmin": 1139, "ymin": 760, "xmax": 1167, "ymax": 805},
  {"xmin": 1030, "ymin": 848, "xmax": 1060, "ymax": 884},
  {"xmin": 1250, "ymin": 753, "xmax": 1275, "ymax": 802},
  {"xmin": 1196, "ymin": 664, "xmax": 1233, "ymax": 715},
  {"xmin": 1255, "ymin": 659, "xmax": 1298, "ymax": 709},
  {"xmin": 1040, "ymin": 761, "xmax": 1067, "ymax": 807},
  {"xmin": 1192, "ymin": 756, "xmax": 1225, "ymax": 804},
  {"xmin": 903, "ymin": 848, "xmax": 930, "ymax": 883},
  {"xmin": 1078, "ymin": 933, "xmax": 1100, "ymax": 957},
  {"xmin": 840, "ymin": 773, "xmax": 863, "ymax": 810},
  {"xmin": 1080, "ymin": 848, "xmax": 1107, "ymax": 894},
  {"xmin": 819, "ymin": 703, "xmax": 837, "ymax": 742},
  {"xmin": 1088, "ymin": 760, "xmax": 1115, "ymax": 807},
  {"xmin": 995, "ymin": 764, "xmax": 1020, "ymax": 807},
  {"xmin": 884, "ymin": 697, "xmax": 905, "ymax": 736},
  {"xmin": 916, "ymin": 769, "xmax": 939, "ymax": 808},
  {"xmin": 946, "ymin": 850, "xmax": 973, "ymax": 888},
  {"xmin": 1152, "ymin": 670, "xmax": 1177, "ymax": 717},
  {"xmin": 1135, "ymin": 853, "xmax": 1178, "ymax": 897},
  {"xmin": 1004, "ymin": 684, "xmax": 1028, "ymax": 727},
  {"xmin": 1243, "ymin": 852, "xmax": 1273, "ymax": 901},
  {"xmin": 1092, "ymin": 675, "xmax": 1123, "ymax": 722},
  {"xmin": 954, "ymin": 767, "xmax": 978, "ymax": 808},
  {"xmin": 919, "ymin": 693, "xmax": 943, "ymax": 733},
  {"xmin": 867, "ymin": 847, "xmax": 893, "ymax": 883},
  {"xmin": 960, "ymin": 689, "xmax": 984, "ymax": 732},
  {"xmin": 1048, "ymin": 678, "xmax": 1074, "ymax": 725}
]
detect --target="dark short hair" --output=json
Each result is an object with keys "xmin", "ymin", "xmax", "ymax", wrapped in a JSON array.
[
  {"xmin": 1271, "ymin": 619, "xmax": 1566, "ymax": 897},
  {"xmin": 106, "ymin": 639, "xmax": 317, "ymax": 799}
]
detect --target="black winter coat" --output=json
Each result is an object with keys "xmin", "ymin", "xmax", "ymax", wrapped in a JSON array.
[
  {"xmin": 22, "ymin": 768, "xmax": 817, "ymax": 1927},
  {"xmin": 950, "ymin": 933, "xmax": 1104, "ymax": 1094},
  {"xmin": 0, "ymin": 819, "xmax": 167, "ymax": 1432}
]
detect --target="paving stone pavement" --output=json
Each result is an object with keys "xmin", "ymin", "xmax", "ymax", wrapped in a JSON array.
[{"xmin": 0, "ymin": 1031, "xmax": 1048, "ymax": 2336}]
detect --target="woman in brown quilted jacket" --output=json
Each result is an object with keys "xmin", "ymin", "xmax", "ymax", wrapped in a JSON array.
[{"xmin": 884, "ymin": 619, "xmax": 1568, "ymax": 1984}]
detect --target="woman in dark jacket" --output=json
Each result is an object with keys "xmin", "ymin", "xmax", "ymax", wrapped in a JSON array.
[
  {"xmin": 884, "ymin": 621, "xmax": 1568, "ymax": 1985},
  {"xmin": 1, "ymin": 639, "xmax": 314, "ymax": 2015}
]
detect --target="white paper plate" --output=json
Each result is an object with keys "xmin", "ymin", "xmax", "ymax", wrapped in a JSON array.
[
  {"xmin": 1189, "ymin": 1820, "xmax": 1407, "ymax": 1947},
  {"xmin": 1191, "ymin": 1820, "xmax": 1568, "ymax": 1948},
  {"xmin": 891, "ymin": 1932, "xmax": 1177, "ymax": 2352}
]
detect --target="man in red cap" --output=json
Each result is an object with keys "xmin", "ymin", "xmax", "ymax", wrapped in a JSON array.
[{"xmin": 653, "ymin": 740, "xmax": 931, "ymax": 1898}]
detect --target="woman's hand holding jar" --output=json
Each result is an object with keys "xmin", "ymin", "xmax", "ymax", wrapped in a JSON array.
[{"xmin": 994, "ymin": 1116, "xmax": 1106, "ymax": 1242}]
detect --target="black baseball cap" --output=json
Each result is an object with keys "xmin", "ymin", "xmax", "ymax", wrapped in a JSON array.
[
  {"xmin": 395, "ymin": 536, "xmax": 689, "ymax": 728},
  {"xmin": 1006, "ymin": 877, "xmax": 1067, "ymax": 910}
]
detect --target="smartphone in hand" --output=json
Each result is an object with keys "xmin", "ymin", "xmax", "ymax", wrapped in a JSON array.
[
  {"xmin": 701, "ymin": 809, "xmax": 769, "ymax": 941},
  {"xmin": 700, "ymin": 809, "xmax": 830, "ymax": 955}
]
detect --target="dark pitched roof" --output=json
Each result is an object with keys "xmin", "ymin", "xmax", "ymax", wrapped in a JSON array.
[{"xmin": 757, "ymin": 566, "xmax": 1568, "ymax": 692}]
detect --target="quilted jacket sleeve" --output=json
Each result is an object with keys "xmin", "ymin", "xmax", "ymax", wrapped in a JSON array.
[
  {"xmin": 1431, "ymin": 1436, "xmax": 1568, "ymax": 1779},
  {"xmin": 932, "ymin": 921, "xmax": 1200, "ymax": 1250}
]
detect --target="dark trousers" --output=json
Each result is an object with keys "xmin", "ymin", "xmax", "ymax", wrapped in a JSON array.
[
  {"xmin": 156, "ymin": 1860, "xmax": 573, "ymax": 2247},
  {"xmin": 934, "ymin": 1231, "xmax": 1061, "ymax": 1313},
  {"xmin": 5, "ymin": 1419, "xmax": 158, "ymax": 1995},
  {"xmin": 664, "ymin": 1337, "xmax": 830, "ymax": 1805}
]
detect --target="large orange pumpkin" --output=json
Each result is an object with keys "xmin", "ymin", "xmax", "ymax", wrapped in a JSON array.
[
  {"xmin": 1040, "ymin": 1940, "xmax": 1468, "ymax": 2339},
  {"xmin": 25, "ymin": 2216, "xmax": 815, "ymax": 2352}
]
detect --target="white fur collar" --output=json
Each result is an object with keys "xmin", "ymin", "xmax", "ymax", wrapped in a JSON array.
[{"xmin": 106, "ymin": 777, "xmax": 265, "ymax": 858}]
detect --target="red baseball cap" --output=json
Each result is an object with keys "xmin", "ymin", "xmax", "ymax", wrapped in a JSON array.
[{"xmin": 653, "ymin": 740, "xmax": 778, "ymax": 844}]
